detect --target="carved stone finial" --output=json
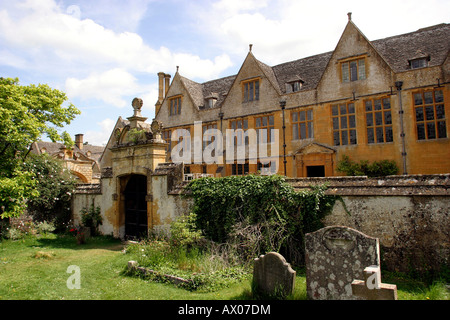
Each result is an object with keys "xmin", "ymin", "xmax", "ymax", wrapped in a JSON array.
[
  {"xmin": 347, "ymin": 12, "xmax": 352, "ymax": 21},
  {"xmin": 249, "ymin": 44, "xmax": 253, "ymax": 52},
  {"xmin": 132, "ymin": 97, "xmax": 143, "ymax": 117}
]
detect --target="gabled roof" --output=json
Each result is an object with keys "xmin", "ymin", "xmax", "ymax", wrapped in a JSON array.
[
  {"xmin": 31, "ymin": 141, "xmax": 104, "ymax": 162},
  {"xmin": 175, "ymin": 23, "xmax": 449, "ymax": 101}
]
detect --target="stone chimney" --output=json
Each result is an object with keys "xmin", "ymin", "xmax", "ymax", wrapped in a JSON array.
[
  {"xmin": 164, "ymin": 73, "xmax": 171, "ymax": 97},
  {"xmin": 155, "ymin": 72, "xmax": 171, "ymax": 115},
  {"xmin": 158, "ymin": 72, "xmax": 165, "ymax": 103},
  {"xmin": 75, "ymin": 134, "xmax": 84, "ymax": 150}
]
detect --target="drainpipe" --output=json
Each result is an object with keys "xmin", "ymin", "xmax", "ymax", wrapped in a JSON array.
[
  {"xmin": 395, "ymin": 81, "xmax": 407, "ymax": 175},
  {"xmin": 279, "ymin": 100, "xmax": 287, "ymax": 176}
]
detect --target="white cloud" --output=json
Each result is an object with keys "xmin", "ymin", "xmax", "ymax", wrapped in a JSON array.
[
  {"xmin": 84, "ymin": 118, "xmax": 116, "ymax": 146},
  {"xmin": 0, "ymin": 0, "xmax": 232, "ymax": 79},
  {"xmin": 65, "ymin": 69, "xmax": 141, "ymax": 108}
]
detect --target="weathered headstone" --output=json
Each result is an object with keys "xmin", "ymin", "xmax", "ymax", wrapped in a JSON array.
[
  {"xmin": 351, "ymin": 265, "xmax": 398, "ymax": 300},
  {"xmin": 305, "ymin": 226, "xmax": 380, "ymax": 300},
  {"xmin": 253, "ymin": 252, "xmax": 296, "ymax": 298}
]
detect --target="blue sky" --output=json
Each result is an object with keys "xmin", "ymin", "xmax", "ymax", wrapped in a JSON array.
[{"xmin": 1, "ymin": 0, "xmax": 449, "ymax": 146}]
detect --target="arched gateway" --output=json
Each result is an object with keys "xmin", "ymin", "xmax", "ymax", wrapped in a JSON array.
[{"xmin": 123, "ymin": 175, "xmax": 148, "ymax": 239}]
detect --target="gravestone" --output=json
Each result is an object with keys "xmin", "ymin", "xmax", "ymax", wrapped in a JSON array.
[
  {"xmin": 253, "ymin": 252, "xmax": 296, "ymax": 298},
  {"xmin": 351, "ymin": 265, "xmax": 398, "ymax": 300},
  {"xmin": 305, "ymin": 226, "xmax": 380, "ymax": 300}
]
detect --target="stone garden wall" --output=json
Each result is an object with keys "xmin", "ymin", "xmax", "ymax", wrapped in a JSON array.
[{"xmin": 288, "ymin": 174, "xmax": 449, "ymax": 273}]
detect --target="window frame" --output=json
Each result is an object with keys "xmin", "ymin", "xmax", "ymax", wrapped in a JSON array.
[
  {"xmin": 413, "ymin": 89, "xmax": 447, "ymax": 141},
  {"xmin": 340, "ymin": 57, "xmax": 366, "ymax": 83},
  {"xmin": 169, "ymin": 95, "xmax": 182, "ymax": 116},
  {"xmin": 229, "ymin": 118, "xmax": 249, "ymax": 146},
  {"xmin": 291, "ymin": 109, "xmax": 314, "ymax": 140},
  {"xmin": 331, "ymin": 102, "xmax": 357, "ymax": 146},
  {"xmin": 364, "ymin": 97, "xmax": 394, "ymax": 144},
  {"xmin": 242, "ymin": 78, "xmax": 260, "ymax": 102},
  {"xmin": 255, "ymin": 114, "xmax": 275, "ymax": 144}
]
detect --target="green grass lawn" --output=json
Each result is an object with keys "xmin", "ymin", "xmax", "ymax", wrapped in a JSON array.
[{"xmin": 0, "ymin": 234, "xmax": 447, "ymax": 300}]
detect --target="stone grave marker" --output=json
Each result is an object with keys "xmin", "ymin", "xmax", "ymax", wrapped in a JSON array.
[
  {"xmin": 351, "ymin": 265, "xmax": 398, "ymax": 300},
  {"xmin": 305, "ymin": 226, "xmax": 380, "ymax": 300},
  {"xmin": 253, "ymin": 252, "xmax": 296, "ymax": 298}
]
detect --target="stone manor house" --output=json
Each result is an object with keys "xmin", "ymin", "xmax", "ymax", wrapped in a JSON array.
[
  {"xmin": 154, "ymin": 16, "xmax": 450, "ymax": 178},
  {"xmin": 73, "ymin": 16, "xmax": 450, "ymax": 240}
]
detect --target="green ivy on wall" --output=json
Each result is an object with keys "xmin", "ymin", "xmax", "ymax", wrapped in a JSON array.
[{"xmin": 185, "ymin": 175, "xmax": 337, "ymax": 264}]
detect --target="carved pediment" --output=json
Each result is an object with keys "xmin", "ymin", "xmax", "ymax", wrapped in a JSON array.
[{"xmin": 294, "ymin": 142, "xmax": 336, "ymax": 155}]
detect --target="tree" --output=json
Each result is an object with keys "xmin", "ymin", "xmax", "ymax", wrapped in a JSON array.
[{"xmin": 0, "ymin": 77, "xmax": 80, "ymax": 218}]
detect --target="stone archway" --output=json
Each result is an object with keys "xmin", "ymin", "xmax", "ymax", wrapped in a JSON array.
[{"xmin": 122, "ymin": 174, "xmax": 148, "ymax": 239}]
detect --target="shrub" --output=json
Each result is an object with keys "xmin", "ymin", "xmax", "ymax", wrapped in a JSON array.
[
  {"xmin": 337, "ymin": 155, "xmax": 399, "ymax": 177},
  {"xmin": 23, "ymin": 154, "xmax": 77, "ymax": 231},
  {"xmin": 80, "ymin": 204, "xmax": 102, "ymax": 235}
]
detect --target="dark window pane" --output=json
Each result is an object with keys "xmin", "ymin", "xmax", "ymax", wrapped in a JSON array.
[
  {"xmin": 424, "ymin": 92, "xmax": 433, "ymax": 104},
  {"xmin": 244, "ymin": 83, "xmax": 248, "ymax": 102},
  {"xmin": 340, "ymin": 104, "xmax": 347, "ymax": 115},
  {"xmin": 436, "ymin": 104, "xmax": 445, "ymax": 119},
  {"xmin": 292, "ymin": 112, "xmax": 298, "ymax": 122},
  {"xmin": 332, "ymin": 105, "xmax": 339, "ymax": 116},
  {"xmin": 249, "ymin": 82, "xmax": 253, "ymax": 101},
  {"xmin": 256, "ymin": 118, "xmax": 261, "ymax": 127},
  {"xmin": 341, "ymin": 116, "xmax": 348, "ymax": 129},
  {"xmin": 255, "ymin": 81, "xmax": 259, "ymax": 100},
  {"xmin": 333, "ymin": 118, "xmax": 339, "ymax": 130},
  {"xmin": 385, "ymin": 126, "xmax": 393, "ymax": 142},
  {"xmin": 384, "ymin": 111, "xmax": 392, "ymax": 125},
  {"xmin": 437, "ymin": 121, "xmax": 447, "ymax": 138},
  {"xmin": 299, "ymin": 111, "xmax": 306, "ymax": 121},
  {"xmin": 365, "ymin": 101, "xmax": 373, "ymax": 111},
  {"xmin": 350, "ymin": 61, "xmax": 357, "ymax": 81},
  {"xmin": 376, "ymin": 127, "xmax": 384, "ymax": 143},
  {"xmin": 269, "ymin": 115, "xmax": 274, "ymax": 126},
  {"xmin": 367, "ymin": 128, "xmax": 374, "ymax": 144},
  {"xmin": 349, "ymin": 130, "xmax": 357, "ymax": 144},
  {"xmin": 427, "ymin": 122, "xmax": 436, "ymax": 139},
  {"xmin": 374, "ymin": 100, "xmax": 382, "ymax": 110},
  {"xmin": 415, "ymin": 107, "xmax": 424, "ymax": 122},
  {"xmin": 341, "ymin": 130, "xmax": 348, "ymax": 145},
  {"xmin": 434, "ymin": 90, "xmax": 443, "ymax": 103},
  {"xmin": 262, "ymin": 116, "xmax": 267, "ymax": 127},
  {"xmin": 414, "ymin": 93, "xmax": 423, "ymax": 105},
  {"xmin": 308, "ymin": 122, "xmax": 314, "ymax": 138},
  {"xmin": 348, "ymin": 103, "xmax": 355, "ymax": 114},
  {"xmin": 333, "ymin": 131, "xmax": 340, "ymax": 146},
  {"xmin": 300, "ymin": 123, "xmax": 306, "ymax": 139},
  {"xmin": 383, "ymin": 98, "xmax": 391, "ymax": 109},
  {"xmin": 293, "ymin": 124, "xmax": 298, "ymax": 140},
  {"xmin": 375, "ymin": 112, "xmax": 383, "ymax": 126},
  {"xmin": 417, "ymin": 124, "xmax": 426, "ymax": 140},
  {"xmin": 425, "ymin": 106, "xmax": 435, "ymax": 120},
  {"xmin": 349, "ymin": 115, "xmax": 356, "ymax": 128},
  {"xmin": 366, "ymin": 113, "xmax": 373, "ymax": 127},
  {"xmin": 307, "ymin": 109, "xmax": 313, "ymax": 120}
]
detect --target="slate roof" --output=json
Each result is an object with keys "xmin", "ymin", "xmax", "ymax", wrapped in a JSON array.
[
  {"xmin": 180, "ymin": 23, "xmax": 449, "ymax": 107},
  {"xmin": 31, "ymin": 140, "xmax": 105, "ymax": 162}
]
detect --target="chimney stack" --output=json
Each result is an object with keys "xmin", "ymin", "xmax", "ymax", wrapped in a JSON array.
[
  {"xmin": 75, "ymin": 134, "xmax": 84, "ymax": 150},
  {"xmin": 164, "ymin": 74, "xmax": 171, "ymax": 97},
  {"xmin": 157, "ymin": 72, "xmax": 165, "ymax": 103}
]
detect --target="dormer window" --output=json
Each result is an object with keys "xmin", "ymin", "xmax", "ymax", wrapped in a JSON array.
[
  {"xmin": 205, "ymin": 93, "xmax": 218, "ymax": 108},
  {"xmin": 409, "ymin": 58, "xmax": 429, "ymax": 69},
  {"xmin": 286, "ymin": 79, "xmax": 304, "ymax": 93}
]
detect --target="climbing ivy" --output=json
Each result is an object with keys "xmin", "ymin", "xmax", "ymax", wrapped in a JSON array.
[{"xmin": 185, "ymin": 175, "xmax": 337, "ymax": 264}]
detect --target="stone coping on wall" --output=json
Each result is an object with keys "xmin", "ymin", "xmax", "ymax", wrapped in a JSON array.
[
  {"xmin": 286, "ymin": 174, "xmax": 450, "ymax": 196},
  {"xmin": 74, "ymin": 183, "xmax": 102, "ymax": 194}
]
